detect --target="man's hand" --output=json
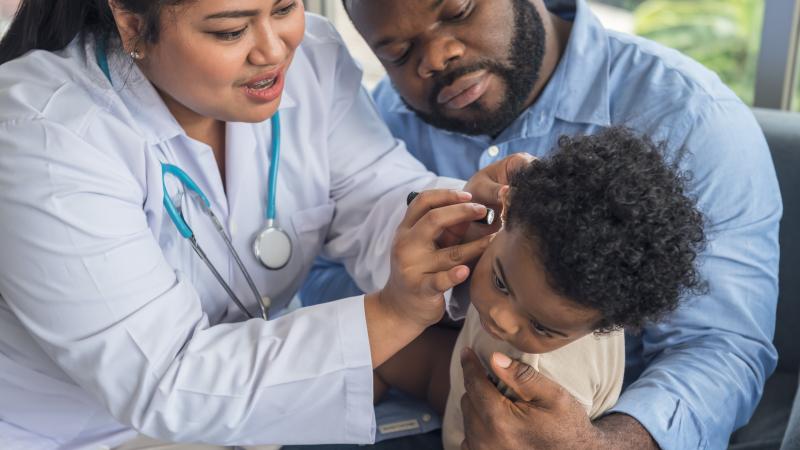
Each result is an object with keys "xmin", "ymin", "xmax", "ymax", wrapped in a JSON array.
[
  {"xmin": 459, "ymin": 349, "xmax": 659, "ymax": 450},
  {"xmin": 440, "ymin": 153, "xmax": 535, "ymax": 248},
  {"xmin": 464, "ymin": 153, "xmax": 535, "ymax": 207}
]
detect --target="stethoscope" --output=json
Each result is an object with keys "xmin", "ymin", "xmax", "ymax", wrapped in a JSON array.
[{"xmin": 95, "ymin": 38, "xmax": 292, "ymax": 320}]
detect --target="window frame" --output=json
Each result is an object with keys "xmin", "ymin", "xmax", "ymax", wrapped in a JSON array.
[
  {"xmin": 309, "ymin": 0, "xmax": 800, "ymax": 111},
  {"xmin": 754, "ymin": 0, "xmax": 800, "ymax": 110}
]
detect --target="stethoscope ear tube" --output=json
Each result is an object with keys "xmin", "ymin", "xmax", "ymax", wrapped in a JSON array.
[
  {"xmin": 162, "ymin": 163, "xmax": 268, "ymax": 320},
  {"xmin": 208, "ymin": 211, "xmax": 269, "ymax": 320},
  {"xmin": 188, "ymin": 236, "xmax": 257, "ymax": 319}
]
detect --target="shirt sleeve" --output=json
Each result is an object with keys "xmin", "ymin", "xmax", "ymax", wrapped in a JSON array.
[
  {"xmin": 299, "ymin": 257, "xmax": 363, "ymax": 307},
  {"xmin": 608, "ymin": 100, "xmax": 781, "ymax": 450},
  {"xmin": 0, "ymin": 118, "xmax": 376, "ymax": 446}
]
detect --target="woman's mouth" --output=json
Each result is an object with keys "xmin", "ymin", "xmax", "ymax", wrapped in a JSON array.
[
  {"xmin": 248, "ymin": 77, "xmax": 277, "ymax": 90},
  {"xmin": 242, "ymin": 70, "xmax": 285, "ymax": 103}
]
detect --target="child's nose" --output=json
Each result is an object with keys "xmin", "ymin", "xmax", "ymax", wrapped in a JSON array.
[{"xmin": 491, "ymin": 306, "xmax": 521, "ymax": 336}]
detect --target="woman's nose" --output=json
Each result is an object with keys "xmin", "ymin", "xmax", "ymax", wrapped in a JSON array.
[
  {"xmin": 249, "ymin": 24, "xmax": 285, "ymax": 66},
  {"xmin": 417, "ymin": 35, "xmax": 465, "ymax": 79}
]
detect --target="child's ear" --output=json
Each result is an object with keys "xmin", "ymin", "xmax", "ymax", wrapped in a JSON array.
[{"xmin": 499, "ymin": 185, "xmax": 511, "ymax": 224}]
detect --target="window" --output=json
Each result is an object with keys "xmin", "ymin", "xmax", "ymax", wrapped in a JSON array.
[
  {"xmin": 324, "ymin": 2, "xmax": 386, "ymax": 90},
  {"xmin": 329, "ymin": 0, "xmax": 770, "ymax": 106},
  {"xmin": 589, "ymin": 0, "xmax": 765, "ymax": 105},
  {"xmin": 794, "ymin": 47, "xmax": 800, "ymax": 111},
  {"xmin": 0, "ymin": 0, "xmax": 18, "ymax": 36}
]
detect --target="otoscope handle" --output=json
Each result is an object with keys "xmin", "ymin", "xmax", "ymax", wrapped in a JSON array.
[{"xmin": 406, "ymin": 191, "xmax": 495, "ymax": 225}]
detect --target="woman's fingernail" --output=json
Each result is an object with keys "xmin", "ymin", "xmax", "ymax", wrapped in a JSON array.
[
  {"xmin": 493, "ymin": 352, "xmax": 512, "ymax": 369},
  {"xmin": 456, "ymin": 190, "xmax": 472, "ymax": 201}
]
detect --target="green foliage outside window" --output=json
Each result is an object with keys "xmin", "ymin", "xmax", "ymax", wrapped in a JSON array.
[{"xmin": 632, "ymin": 0, "xmax": 764, "ymax": 105}]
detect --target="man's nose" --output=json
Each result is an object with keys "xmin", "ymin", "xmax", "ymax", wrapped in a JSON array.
[{"xmin": 417, "ymin": 35, "xmax": 465, "ymax": 79}]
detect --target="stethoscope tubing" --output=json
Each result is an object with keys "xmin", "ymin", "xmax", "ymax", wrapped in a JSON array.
[
  {"xmin": 97, "ymin": 38, "xmax": 279, "ymax": 321},
  {"xmin": 162, "ymin": 163, "xmax": 269, "ymax": 320},
  {"xmin": 266, "ymin": 112, "xmax": 280, "ymax": 221}
]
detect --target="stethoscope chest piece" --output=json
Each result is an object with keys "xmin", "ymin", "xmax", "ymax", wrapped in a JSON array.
[{"xmin": 254, "ymin": 224, "xmax": 292, "ymax": 270}]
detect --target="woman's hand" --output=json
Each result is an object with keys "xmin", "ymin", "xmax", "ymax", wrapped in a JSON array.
[
  {"xmin": 383, "ymin": 189, "xmax": 493, "ymax": 327},
  {"xmin": 364, "ymin": 189, "xmax": 493, "ymax": 367}
]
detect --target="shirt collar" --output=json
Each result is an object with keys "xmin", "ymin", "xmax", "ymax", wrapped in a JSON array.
[
  {"xmin": 385, "ymin": 0, "xmax": 611, "ymax": 136},
  {"xmin": 552, "ymin": 0, "xmax": 611, "ymax": 127},
  {"xmin": 91, "ymin": 35, "xmax": 297, "ymax": 147}
]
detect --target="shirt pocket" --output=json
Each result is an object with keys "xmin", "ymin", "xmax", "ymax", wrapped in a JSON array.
[{"xmin": 290, "ymin": 202, "xmax": 336, "ymax": 277}]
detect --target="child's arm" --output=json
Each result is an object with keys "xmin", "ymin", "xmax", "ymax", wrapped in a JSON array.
[{"xmin": 373, "ymin": 324, "xmax": 459, "ymax": 415}]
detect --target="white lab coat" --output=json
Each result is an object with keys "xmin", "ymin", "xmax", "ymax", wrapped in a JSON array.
[{"xmin": 0, "ymin": 14, "xmax": 459, "ymax": 450}]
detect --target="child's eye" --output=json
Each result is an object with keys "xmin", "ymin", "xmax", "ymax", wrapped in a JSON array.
[
  {"xmin": 530, "ymin": 321, "xmax": 553, "ymax": 338},
  {"xmin": 492, "ymin": 271, "xmax": 509, "ymax": 295}
]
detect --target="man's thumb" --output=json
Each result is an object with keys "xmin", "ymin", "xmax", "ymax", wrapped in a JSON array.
[
  {"xmin": 504, "ymin": 153, "xmax": 536, "ymax": 181},
  {"xmin": 491, "ymin": 351, "xmax": 558, "ymax": 405}
]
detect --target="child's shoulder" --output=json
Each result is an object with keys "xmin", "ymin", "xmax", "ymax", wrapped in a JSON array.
[{"xmin": 539, "ymin": 332, "xmax": 625, "ymax": 418}]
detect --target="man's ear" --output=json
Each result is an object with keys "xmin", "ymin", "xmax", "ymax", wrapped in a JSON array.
[{"xmin": 107, "ymin": 0, "xmax": 146, "ymax": 55}]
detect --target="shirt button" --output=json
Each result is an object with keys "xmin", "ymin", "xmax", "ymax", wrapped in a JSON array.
[
  {"xmin": 229, "ymin": 221, "xmax": 237, "ymax": 235},
  {"xmin": 487, "ymin": 145, "xmax": 500, "ymax": 157},
  {"xmin": 422, "ymin": 414, "xmax": 432, "ymax": 422}
]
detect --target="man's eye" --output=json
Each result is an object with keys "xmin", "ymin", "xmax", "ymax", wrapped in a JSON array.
[
  {"xmin": 446, "ymin": 1, "xmax": 473, "ymax": 21},
  {"xmin": 390, "ymin": 48, "xmax": 412, "ymax": 66},
  {"xmin": 492, "ymin": 272, "xmax": 509, "ymax": 295},
  {"xmin": 211, "ymin": 27, "xmax": 247, "ymax": 41},
  {"xmin": 530, "ymin": 321, "xmax": 553, "ymax": 338}
]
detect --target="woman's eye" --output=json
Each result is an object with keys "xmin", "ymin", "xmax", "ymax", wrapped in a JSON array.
[
  {"xmin": 492, "ymin": 272, "xmax": 509, "ymax": 295},
  {"xmin": 531, "ymin": 321, "xmax": 552, "ymax": 338},
  {"xmin": 212, "ymin": 27, "xmax": 247, "ymax": 41},
  {"xmin": 274, "ymin": 1, "xmax": 298, "ymax": 16}
]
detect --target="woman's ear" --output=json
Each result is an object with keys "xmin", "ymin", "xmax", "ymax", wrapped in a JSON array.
[{"xmin": 107, "ymin": 0, "xmax": 145, "ymax": 56}]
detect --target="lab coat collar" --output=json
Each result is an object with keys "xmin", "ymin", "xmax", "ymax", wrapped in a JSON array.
[
  {"xmin": 385, "ymin": 0, "xmax": 611, "ymax": 132},
  {"xmin": 93, "ymin": 35, "xmax": 297, "ymax": 148}
]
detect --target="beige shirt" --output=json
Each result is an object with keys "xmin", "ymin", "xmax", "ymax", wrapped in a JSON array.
[{"xmin": 443, "ymin": 305, "xmax": 625, "ymax": 450}]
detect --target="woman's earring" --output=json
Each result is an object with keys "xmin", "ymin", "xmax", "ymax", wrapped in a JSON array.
[{"xmin": 129, "ymin": 48, "xmax": 144, "ymax": 60}]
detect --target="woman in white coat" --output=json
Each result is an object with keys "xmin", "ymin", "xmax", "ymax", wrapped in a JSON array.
[{"xmin": 0, "ymin": 1, "xmax": 514, "ymax": 448}]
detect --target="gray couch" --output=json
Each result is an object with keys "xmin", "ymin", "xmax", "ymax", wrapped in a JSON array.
[{"xmin": 729, "ymin": 108, "xmax": 800, "ymax": 449}]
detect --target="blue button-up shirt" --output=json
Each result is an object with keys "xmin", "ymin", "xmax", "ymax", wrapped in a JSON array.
[{"xmin": 301, "ymin": 1, "xmax": 782, "ymax": 448}]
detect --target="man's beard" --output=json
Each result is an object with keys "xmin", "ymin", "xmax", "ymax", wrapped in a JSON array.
[{"xmin": 402, "ymin": 0, "xmax": 546, "ymax": 137}]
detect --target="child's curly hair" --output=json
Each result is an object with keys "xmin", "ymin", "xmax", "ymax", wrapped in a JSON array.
[{"xmin": 506, "ymin": 126, "xmax": 707, "ymax": 332}]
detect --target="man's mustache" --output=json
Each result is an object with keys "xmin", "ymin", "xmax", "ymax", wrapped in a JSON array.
[{"xmin": 428, "ymin": 61, "xmax": 504, "ymax": 108}]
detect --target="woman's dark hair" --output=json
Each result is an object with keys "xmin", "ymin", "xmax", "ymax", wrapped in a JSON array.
[
  {"xmin": 506, "ymin": 126, "xmax": 707, "ymax": 332},
  {"xmin": 0, "ymin": 0, "xmax": 186, "ymax": 65}
]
